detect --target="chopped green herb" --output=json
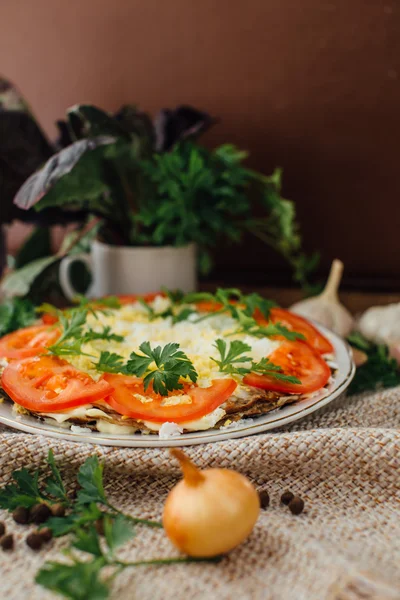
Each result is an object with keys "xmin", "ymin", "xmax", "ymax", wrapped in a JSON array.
[
  {"xmin": 126, "ymin": 341, "xmax": 198, "ymax": 396},
  {"xmin": 95, "ymin": 351, "xmax": 126, "ymax": 374},
  {"xmin": 211, "ymin": 339, "xmax": 301, "ymax": 384}
]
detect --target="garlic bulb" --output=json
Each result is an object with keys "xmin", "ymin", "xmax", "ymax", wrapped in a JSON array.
[
  {"xmin": 163, "ymin": 449, "xmax": 260, "ymax": 557},
  {"xmin": 357, "ymin": 303, "xmax": 400, "ymax": 365},
  {"xmin": 357, "ymin": 303, "xmax": 400, "ymax": 345},
  {"xmin": 290, "ymin": 259, "xmax": 354, "ymax": 337}
]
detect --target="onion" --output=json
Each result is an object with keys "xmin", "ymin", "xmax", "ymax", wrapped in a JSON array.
[{"xmin": 163, "ymin": 449, "xmax": 260, "ymax": 557}]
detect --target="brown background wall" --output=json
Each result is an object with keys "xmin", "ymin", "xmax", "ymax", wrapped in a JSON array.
[{"xmin": 1, "ymin": 0, "xmax": 399, "ymax": 289}]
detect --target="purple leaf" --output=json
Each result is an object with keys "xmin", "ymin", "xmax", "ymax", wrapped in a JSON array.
[{"xmin": 154, "ymin": 105, "xmax": 217, "ymax": 152}]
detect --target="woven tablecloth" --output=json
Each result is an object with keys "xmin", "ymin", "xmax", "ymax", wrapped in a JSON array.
[{"xmin": 0, "ymin": 387, "xmax": 399, "ymax": 600}]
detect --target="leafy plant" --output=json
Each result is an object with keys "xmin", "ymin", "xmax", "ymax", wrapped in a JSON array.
[
  {"xmin": 2, "ymin": 77, "xmax": 319, "ymax": 294},
  {"xmin": 0, "ymin": 297, "xmax": 36, "ymax": 336}
]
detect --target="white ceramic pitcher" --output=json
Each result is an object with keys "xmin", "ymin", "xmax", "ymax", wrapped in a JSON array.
[{"xmin": 59, "ymin": 240, "xmax": 197, "ymax": 300}]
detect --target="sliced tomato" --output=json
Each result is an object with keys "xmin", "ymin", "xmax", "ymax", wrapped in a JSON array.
[
  {"xmin": 194, "ymin": 300, "xmax": 333, "ymax": 355},
  {"xmin": 268, "ymin": 308, "xmax": 333, "ymax": 355},
  {"xmin": 41, "ymin": 314, "xmax": 59, "ymax": 325},
  {"xmin": 1, "ymin": 355, "xmax": 113, "ymax": 412},
  {"xmin": 243, "ymin": 340, "xmax": 331, "ymax": 394},
  {"xmin": 110, "ymin": 292, "xmax": 164, "ymax": 306},
  {"xmin": 102, "ymin": 374, "xmax": 237, "ymax": 423},
  {"xmin": 0, "ymin": 325, "xmax": 61, "ymax": 360}
]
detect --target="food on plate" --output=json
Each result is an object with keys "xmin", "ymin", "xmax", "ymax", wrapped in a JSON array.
[
  {"xmin": 163, "ymin": 449, "xmax": 260, "ymax": 557},
  {"xmin": 290, "ymin": 259, "xmax": 354, "ymax": 337},
  {"xmin": 0, "ymin": 289, "xmax": 335, "ymax": 436}
]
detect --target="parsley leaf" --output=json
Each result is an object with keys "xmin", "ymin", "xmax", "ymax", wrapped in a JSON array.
[
  {"xmin": 95, "ymin": 351, "xmax": 126, "ymax": 374},
  {"xmin": 104, "ymin": 514, "xmax": 134, "ymax": 554},
  {"xmin": 45, "ymin": 449, "xmax": 70, "ymax": 503},
  {"xmin": 348, "ymin": 335, "xmax": 400, "ymax": 394},
  {"xmin": 46, "ymin": 305, "xmax": 124, "ymax": 357},
  {"xmin": 161, "ymin": 288, "xmax": 185, "ymax": 304},
  {"xmin": 211, "ymin": 339, "xmax": 252, "ymax": 375},
  {"xmin": 138, "ymin": 298, "xmax": 173, "ymax": 321},
  {"xmin": 211, "ymin": 338, "xmax": 301, "ymax": 384},
  {"xmin": 82, "ymin": 327, "xmax": 124, "ymax": 344},
  {"xmin": 184, "ymin": 288, "xmax": 301, "ymax": 341},
  {"xmin": 126, "ymin": 341, "xmax": 198, "ymax": 396},
  {"xmin": 46, "ymin": 503, "xmax": 103, "ymax": 537},
  {"xmin": 72, "ymin": 525, "xmax": 103, "ymax": 557},
  {"xmin": 172, "ymin": 307, "xmax": 196, "ymax": 324},
  {"xmin": 0, "ymin": 467, "xmax": 46, "ymax": 510},
  {"xmin": 36, "ymin": 557, "xmax": 109, "ymax": 600},
  {"xmin": 47, "ymin": 309, "xmax": 88, "ymax": 355},
  {"xmin": 250, "ymin": 357, "xmax": 301, "ymax": 384},
  {"xmin": 77, "ymin": 456, "xmax": 107, "ymax": 506}
]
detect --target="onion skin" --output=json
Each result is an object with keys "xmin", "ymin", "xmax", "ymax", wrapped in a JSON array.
[{"xmin": 163, "ymin": 450, "xmax": 260, "ymax": 557}]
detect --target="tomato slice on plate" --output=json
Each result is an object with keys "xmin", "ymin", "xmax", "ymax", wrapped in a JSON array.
[
  {"xmin": 243, "ymin": 340, "xmax": 331, "ymax": 394},
  {"xmin": 0, "ymin": 325, "xmax": 61, "ymax": 360},
  {"xmin": 102, "ymin": 374, "xmax": 237, "ymax": 423},
  {"xmin": 194, "ymin": 301, "xmax": 333, "ymax": 355},
  {"xmin": 107, "ymin": 292, "xmax": 163, "ymax": 306},
  {"xmin": 1, "ymin": 355, "xmax": 113, "ymax": 412},
  {"xmin": 268, "ymin": 308, "xmax": 334, "ymax": 355},
  {"xmin": 41, "ymin": 313, "xmax": 59, "ymax": 325}
]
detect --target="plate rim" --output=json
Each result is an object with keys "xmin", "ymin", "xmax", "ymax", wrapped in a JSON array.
[{"xmin": 0, "ymin": 322, "xmax": 355, "ymax": 447}]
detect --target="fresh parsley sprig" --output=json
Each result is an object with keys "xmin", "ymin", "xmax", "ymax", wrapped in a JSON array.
[
  {"xmin": 0, "ymin": 450, "xmax": 70, "ymax": 510},
  {"xmin": 181, "ymin": 288, "xmax": 303, "ymax": 341},
  {"xmin": 211, "ymin": 339, "xmax": 301, "ymax": 384},
  {"xmin": 95, "ymin": 342, "xmax": 198, "ymax": 396},
  {"xmin": 127, "ymin": 341, "xmax": 198, "ymax": 395},
  {"xmin": 138, "ymin": 296, "xmax": 196, "ymax": 324},
  {"xmin": 211, "ymin": 339, "xmax": 253, "ymax": 375},
  {"xmin": 0, "ymin": 450, "xmax": 215, "ymax": 599},
  {"xmin": 95, "ymin": 351, "xmax": 127, "ymax": 374},
  {"xmin": 41, "ymin": 303, "xmax": 124, "ymax": 358}
]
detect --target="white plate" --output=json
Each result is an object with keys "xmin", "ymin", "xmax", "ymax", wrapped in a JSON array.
[{"xmin": 0, "ymin": 323, "xmax": 354, "ymax": 447}]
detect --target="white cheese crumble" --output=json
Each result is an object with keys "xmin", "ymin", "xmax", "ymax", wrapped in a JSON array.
[{"xmin": 143, "ymin": 407, "xmax": 226, "ymax": 434}]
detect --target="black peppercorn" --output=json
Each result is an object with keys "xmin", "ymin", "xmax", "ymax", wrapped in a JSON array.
[
  {"xmin": 280, "ymin": 491, "xmax": 294, "ymax": 506},
  {"xmin": 288, "ymin": 496, "xmax": 304, "ymax": 515},
  {"xmin": 26, "ymin": 532, "xmax": 44, "ymax": 551},
  {"xmin": 0, "ymin": 534, "xmax": 14, "ymax": 551},
  {"xmin": 258, "ymin": 490, "xmax": 270, "ymax": 509},
  {"xmin": 30, "ymin": 503, "xmax": 51, "ymax": 524},
  {"xmin": 39, "ymin": 527, "xmax": 53, "ymax": 542},
  {"xmin": 0, "ymin": 522, "xmax": 5, "ymax": 536},
  {"xmin": 12, "ymin": 506, "xmax": 30, "ymax": 525},
  {"xmin": 51, "ymin": 503, "xmax": 65, "ymax": 518}
]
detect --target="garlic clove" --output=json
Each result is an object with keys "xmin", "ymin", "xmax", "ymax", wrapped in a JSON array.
[
  {"xmin": 163, "ymin": 449, "xmax": 260, "ymax": 557},
  {"xmin": 357, "ymin": 303, "xmax": 400, "ymax": 346},
  {"xmin": 290, "ymin": 259, "xmax": 354, "ymax": 338}
]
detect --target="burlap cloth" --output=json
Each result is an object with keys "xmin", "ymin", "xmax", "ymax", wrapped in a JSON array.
[{"xmin": 0, "ymin": 387, "xmax": 399, "ymax": 600}]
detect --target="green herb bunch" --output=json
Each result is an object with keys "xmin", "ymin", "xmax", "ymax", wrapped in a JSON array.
[
  {"xmin": 3, "ymin": 92, "xmax": 318, "ymax": 299},
  {"xmin": 0, "ymin": 450, "xmax": 218, "ymax": 600},
  {"xmin": 347, "ymin": 332, "xmax": 400, "ymax": 394}
]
